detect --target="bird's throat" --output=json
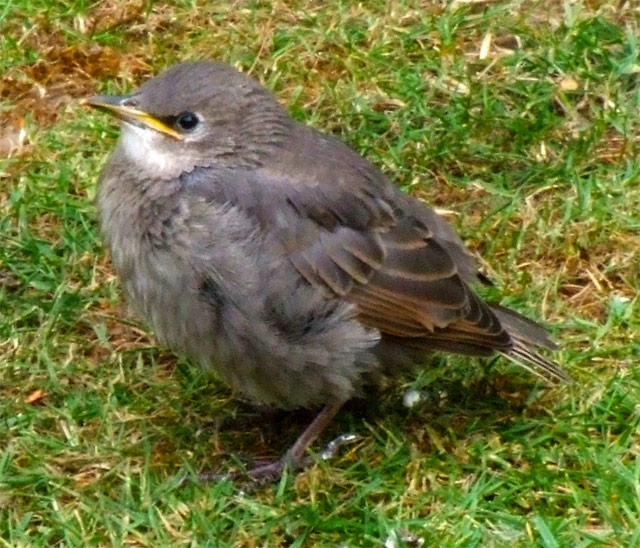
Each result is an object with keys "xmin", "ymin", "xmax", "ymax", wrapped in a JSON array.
[{"xmin": 119, "ymin": 122, "xmax": 192, "ymax": 180}]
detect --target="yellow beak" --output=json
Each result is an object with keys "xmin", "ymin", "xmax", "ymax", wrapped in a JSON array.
[{"xmin": 83, "ymin": 95, "xmax": 184, "ymax": 141}]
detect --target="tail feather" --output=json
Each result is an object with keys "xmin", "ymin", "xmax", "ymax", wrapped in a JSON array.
[
  {"xmin": 498, "ymin": 343, "xmax": 571, "ymax": 383},
  {"xmin": 490, "ymin": 304, "xmax": 571, "ymax": 383},
  {"xmin": 490, "ymin": 304, "xmax": 557, "ymax": 350}
]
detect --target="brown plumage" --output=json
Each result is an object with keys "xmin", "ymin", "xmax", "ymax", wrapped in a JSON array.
[{"xmin": 86, "ymin": 61, "xmax": 568, "ymax": 479}]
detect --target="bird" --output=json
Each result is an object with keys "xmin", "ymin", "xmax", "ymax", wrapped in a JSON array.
[{"xmin": 85, "ymin": 60, "xmax": 569, "ymax": 479}]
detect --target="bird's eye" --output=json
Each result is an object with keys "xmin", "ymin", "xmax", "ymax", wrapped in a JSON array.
[{"xmin": 176, "ymin": 112, "xmax": 200, "ymax": 131}]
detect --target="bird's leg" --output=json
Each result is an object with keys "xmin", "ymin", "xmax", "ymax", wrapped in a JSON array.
[
  {"xmin": 242, "ymin": 399, "xmax": 346, "ymax": 480},
  {"xmin": 288, "ymin": 400, "xmax": 346, "ymax": 462},
  {"xmin": 193, "ymin": 400, "xmax": 347, "ymax": 484}
]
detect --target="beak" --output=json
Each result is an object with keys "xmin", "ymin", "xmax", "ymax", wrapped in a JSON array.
[{"xmin": 82, "ymin": 95, "xmax": 184, "ymax": 141}]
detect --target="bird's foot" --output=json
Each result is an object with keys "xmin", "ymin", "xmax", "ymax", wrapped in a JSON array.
[
  {"xmin": 240, "ymin": 431, "xmax": 361, "ymax": 480},
  {"xmin": 190, "ymin": 401, "xmax": 351, "ymax": 485},
  {"xmin": 193, "ymin": 456, "xmax": 291, "ymax": 484},
  {"xmin": 242, "ymin": 458, "xmax": 289, "ymax": 481},
  {"xmin": 193, "ymin": 432, "xmax": 360, "ymax": 485}
]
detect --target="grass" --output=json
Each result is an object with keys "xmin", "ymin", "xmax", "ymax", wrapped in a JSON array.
[{"xmin": 1, "ymin": 0, "xmax": 640, "ymax": 546}]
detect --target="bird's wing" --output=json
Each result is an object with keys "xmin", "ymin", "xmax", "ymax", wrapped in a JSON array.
[
  {"xmin": 284, "ymin": 209, "xmax": 512, "ymax": 352},
  {"xmin": 181, "ymin": 149, "xmax": 511, "ymax": 354},
  {"xmin": 181, "ymin": 124, "xmax": 567, "ymax": 380}
]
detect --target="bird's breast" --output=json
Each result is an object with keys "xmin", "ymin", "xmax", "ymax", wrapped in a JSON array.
[{"xmin": 96, "ymin": 170, "xmax": 215, "ymax": 350}]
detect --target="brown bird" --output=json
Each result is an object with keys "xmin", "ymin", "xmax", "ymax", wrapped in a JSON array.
[{"xmin": 86, "ymin": 61, "xmax": 569, "ymax": 479}]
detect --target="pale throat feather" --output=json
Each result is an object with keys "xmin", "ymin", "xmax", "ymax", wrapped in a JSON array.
[{"xmin": 119, "ymin": 122, "xmax": 188, "ymax": 179}]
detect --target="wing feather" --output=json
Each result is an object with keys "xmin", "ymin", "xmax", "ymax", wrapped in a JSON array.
[{"xmin": 180, "ymin": 121, "xmax": 565, "ymax": 381}]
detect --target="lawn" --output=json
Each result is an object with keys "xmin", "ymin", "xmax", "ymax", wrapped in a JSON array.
[{"xmin": 1, "ymin": 1, "xmax": 639, "ymax": 546}]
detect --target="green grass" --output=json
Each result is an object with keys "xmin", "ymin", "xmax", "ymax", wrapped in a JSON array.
[{"xmin": 1, "ymin": 0, "xmax": 640, "ymax": 546}]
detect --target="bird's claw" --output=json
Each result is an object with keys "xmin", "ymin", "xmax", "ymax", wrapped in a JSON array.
[{"xmin": 190, "ymin": 431, "xmax": 360, "ymax": 485}]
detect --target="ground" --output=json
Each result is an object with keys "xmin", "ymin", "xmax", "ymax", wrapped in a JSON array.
[{"xmin": 1, "ymin": 1, "xmax": 639, "ymax": 546}]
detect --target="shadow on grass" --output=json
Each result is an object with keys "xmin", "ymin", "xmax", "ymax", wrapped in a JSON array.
[{"xmin": 141, "ymin": 360, "xmax": 558, "ymax": 480}]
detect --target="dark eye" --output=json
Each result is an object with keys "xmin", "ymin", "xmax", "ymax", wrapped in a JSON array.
[{"xmin": 176, "ymin": 112, "xmax": 200, "ymax": 131}]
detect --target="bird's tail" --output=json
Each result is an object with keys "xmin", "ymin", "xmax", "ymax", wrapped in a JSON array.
[{"xmin": 489, "ymin": 304, "xmax": 571, "ymax": 383}]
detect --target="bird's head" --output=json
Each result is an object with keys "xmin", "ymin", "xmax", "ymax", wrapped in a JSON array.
[{"xmin": 85, "ymin": 61, "xmax": 290, "ymax": 178}]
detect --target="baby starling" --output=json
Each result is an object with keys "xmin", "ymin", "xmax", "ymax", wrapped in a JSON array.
[{"xmin": 86, "ymin": 61, "xmax": 568, "ymax": 478}]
